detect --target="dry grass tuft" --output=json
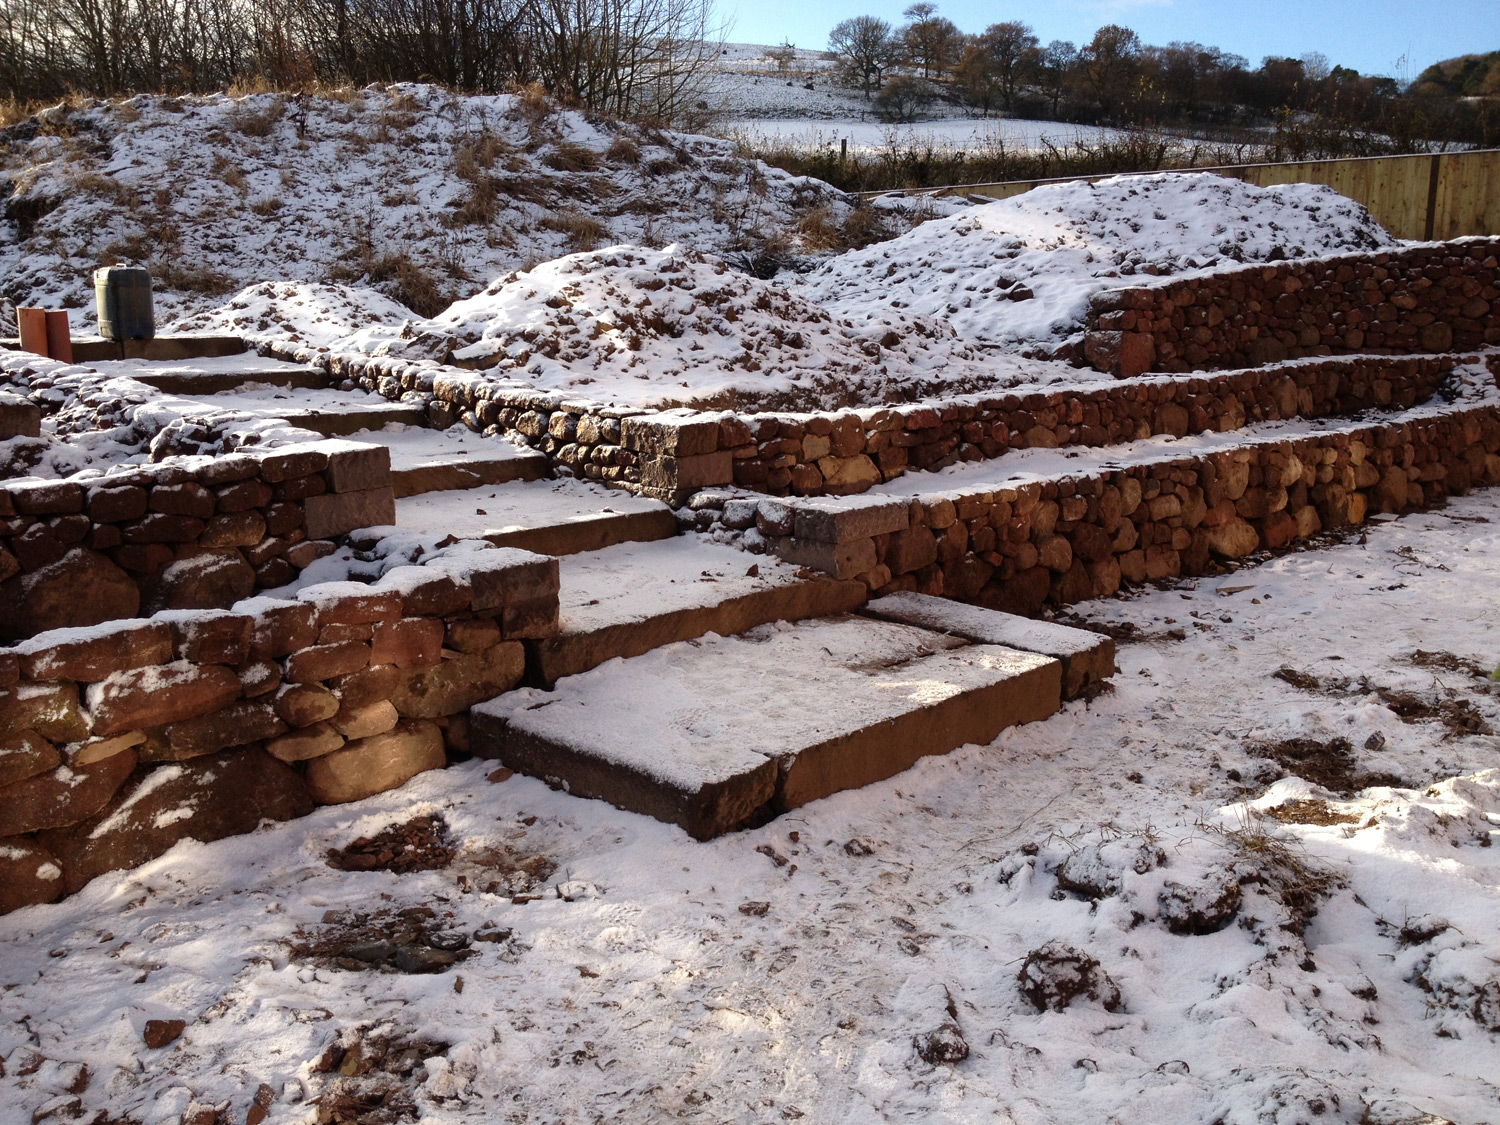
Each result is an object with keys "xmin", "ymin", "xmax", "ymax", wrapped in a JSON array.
[
  {"xmin": 605, "ymin": 134, "xmax": 641, "ymax": 164},
  {"xmin": 543, "ymin": 141, "xmax": 602, "ymax": 174},
  {"xmin": 541, "ymin": 209, "xmax": 609, "ymax": 252},
  {"xmin": 229, "ymin": 97, "xmax": 285, "ymax": 137}
]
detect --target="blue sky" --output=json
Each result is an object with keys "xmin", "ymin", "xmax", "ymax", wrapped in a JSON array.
[{"xmin": 723, "ymin": 0, "xmax": 1500, "ymax": 80}]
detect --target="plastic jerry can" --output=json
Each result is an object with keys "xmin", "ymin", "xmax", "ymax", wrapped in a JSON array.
[{"xmin": 95, "ymin": 266, "xmax": 155, "ymax": 340}]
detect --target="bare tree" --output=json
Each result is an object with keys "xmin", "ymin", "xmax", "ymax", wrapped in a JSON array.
[
  {"xmin": 955, "ymin": 20, "xmax": 1037, "ymax": 113},
  {"xmin": 1081, "ymin": 23, "xmax": 1141, "ymax": 117},
  {"xmin": 899, "ymin": 2, "xmax": 960, "ymax": 79},
  {"xmin": 828, "ymin": 14, "xmax": 894, "ymax": 99}
]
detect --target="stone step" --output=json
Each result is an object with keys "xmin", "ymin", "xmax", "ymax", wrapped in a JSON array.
[
  {"xmin": 471, "ymin": 615, "xmax": 1063, "ymax": 840},
  {"xmin": 272, "ymin": 404, "xmax": 430, "ymax": 436},
  {"xmin": 395, "ymin": 478, "xmax": 677, "ymax": 557},
  {"xmin": 530, "ymin": 538, "xmax": 868, "ymax": 685},
  {"xmin": 132, "ymin": 368, "xmax": 329, "ymax": 395},
  {"xmin": 361, "ymin": 425, "xmax": 548, "ymax": 498},
  {"xmin": 861, "ymin": 592, "xmax": 1115, "ymax": 700}
]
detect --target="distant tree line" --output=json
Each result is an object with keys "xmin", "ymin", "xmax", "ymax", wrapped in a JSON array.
[
  {"xmin": 0, "ymin": 0, "xmax": 720, "ymax": 123},
  {"xmin": 825, "ymin": 5, "xmax": 1497, "ymax": 148}
]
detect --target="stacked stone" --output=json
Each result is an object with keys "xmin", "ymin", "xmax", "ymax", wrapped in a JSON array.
[
  {"xmin": 731, "ymin": 401, "xmax": 1500, "ymax": 613},
  {"xmin": 0, "ymin": 440, "xmax": 397, "ymax": 643},
  {"xmin": 0, "ymin": 547, "xmax": 559, "ymax": 913},
  {"xmin": 1085, "ymin": 239, "xmax": 1500, "ymax": 377},
  {"xmin": 265, "ymin": 336, "xmax": 1456, "ymax": 503}
]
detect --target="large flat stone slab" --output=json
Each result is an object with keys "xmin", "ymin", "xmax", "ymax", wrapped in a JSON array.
[
  {"xmin": 396, "ymin": 479, "xmax": 677, "ymax": 556},
  {"xmin": 862, "ymin": 592, "xmax": 1116, "ymax": 700},
  {"xmin": 471, "ymin": 616, "xmax": 1061, "ymax": 839},
  {"xmin": 531, "ymin": 539, "xmax": 868, "ymax": 684},
  {"xmin": 362, "ymin": 424, "xmax": 548, "ymax": 498}
]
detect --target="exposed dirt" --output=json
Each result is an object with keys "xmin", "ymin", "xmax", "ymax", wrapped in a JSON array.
[
  {"xmin": 327, "ymin": 815, "xmax": 456, "ymax": 875},
  {"xmin": 310, "ymin": 1024, "xmax": 451, "ymax": 1125},
  {"xmin": 291, "ymin": 906, "xmax": 482, "ymax": 975},
  {"xmin": 1017, "ymin": 942, "xmax": 1122, "ymax": 1013},
  {"xmin": 1248, "ymin": 736, "xmax": 1407, "ymax": 795},
  {"xmin": 1377, "ymin": 689, "xmax": 1493, "ymax": 737}
]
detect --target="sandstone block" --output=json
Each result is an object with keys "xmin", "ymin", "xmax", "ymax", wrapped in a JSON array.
[
  {"xmin": 886, "ymin": 525, "xmax": 938, "ymax": 575},
  {"xmin": 0, "ymin": 837, "xmax": 63, "ymax": 913},
  {"xmin": 0, "ymin": 394, "xmax": 43, "ymax": 442},
  {"xmin": 15, "ymin": 620, "xmax": 172, "ymax": 682},
  {"xmin": 37, "ymin": 748, "xmax": 312, "ymax": 893},
  {"xmin": 256, "ymin": 445, "xmax": 330, "ymax": 484},
  {"xmin": 303, "ymin": 486, "xmax": 397, "ymax": 540},
  {"xmin": 375, "ymin": 566, "xmax": 470, "ymax": 617},
  {"xmin": 0, "ymin": 729, "xmax": 60, "ymax": 786},
  {"xmin": 390, "ymin": 643, "xmax": 525, "ymax": 719},
  {"xmin": 88, "ymin": 663, "xmax": 243, "ymax": 737},
  {"xmin": 239, "ymin": 598, "xmax": 319, "ymax": 658},
  {"xmin": 0, "ymin": 749, "xmax": 136, "ymax": 836},
  {"xmin": 639, "ymin": 451, "xmax": 733, "ymax": 490},
  {"xmin": 768, "ymin": 536, "xmax": 877, "ymax": 580},
  {"xmin": 621, "ymin": 416, "xmax": 720, "ymax": 457},
  {"xmin": 502, "ymin": 596, "xmax": 561, "ymax": 640},
  {"xmin": 370, "ymin": 617, "xmax": 443, "ymax": 668},
  {"xmin": 87, "ymin": 485, "xmax": 148, "ymax": 523},
  {"xmin": 0, "ymin": 549, "xmax": 140, "ymax": 642},
  {"xmin": 315, "ymin": 439, "xmax": 391, "ymax": 493},
  {"xmin": 143, "ymin": 700, "xmax": 286, "ymax": 762},
  {"xmin": 7, "ymin": 480, "xmax": 83, "ymax": 516},
  {"xmin": 199, "ymin": 511, "xmax": 267, "ymax": 549},
  {"xmin": 149, "ymin": 482, "xmax": 215, "ymax": 519},
  {"xmin": 317, "ymin": 657, "xmax": 391, "ymax": 706},
  {"xmin": 444, "ymin": 616, "xmax": 501, "ymax": 653},
  {"xmin": 143, "ymin": 550, "xmax": 255, "ymax": 614},
  {"xmin": 267, "ymin": 721, "xmax": 344, "ymax": 762},
  {"xmin": 1203, "ymin": 518, "xmax": 1259, "ymax": 558},
  {"xmin": 298, "ymin": 583, "xmax": 402, "ymax": 625},
  {"xmin": 162, "ymin": 610, "xmax": 252, "ymax": 664},
  {"xmin": 304, "ymin": 720, "xmax": 446, "ymax": 804},
  {"xmin": 331, "ymin": 699, "xmax": 400, "ymax": 741},
  {"xmin": 441, "ymin": 550, "xmax": 558, "ymax": 614},
  {"xmin": 792, "ymin": 496, "xmax": 909, "ymax": 543},
  {"xmin": 273, "ymin": 682, "xmax": 340, "ymax": 727},
  {"xmin": 283, "ymin": 641, "xmax": 370, "ymax": 684},
  {"xmin": 0, "ymin": 681, "xmax": 89, "ymax": 742},
  {"xmin": 212, "ymin": 478, "xmax": 272, "ymax": 513}
]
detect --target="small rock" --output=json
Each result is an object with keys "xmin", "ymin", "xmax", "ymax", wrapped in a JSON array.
[
  {"xmin": 914, "ymin": 1021, "xmax": 968, "ymax": 1065},
  {"xmin": 1365, "ymin": 731, "xmax": 1387, "ymax": 751},
  {"xmin": 142, "ymin": 1018, "xmax": 186, "ymax": 1049},
  {"xmin": 738, "ymin": 900, "xmax": 770, "ymax": 916}
]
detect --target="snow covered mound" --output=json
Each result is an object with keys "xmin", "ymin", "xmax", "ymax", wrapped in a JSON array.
[
  {"xmin": 797, "ymin": 172, "xmax": 1399, "ymax": 353},
  {"xmin": 0, "ymin": 86, "xmax": 846, "ymax": 330},
  {"xmin": 402, "ymin": 244, "xmax": 991, "ymax": 410},
  {"xmin": 171, "ymin": 282, "xmax": 420, "ymax": 348}
]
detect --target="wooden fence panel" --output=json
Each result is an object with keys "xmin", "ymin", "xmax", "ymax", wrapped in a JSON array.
[{"xmin": 920, "ymin": 149, "xmax": 1500, "ymax": 241}]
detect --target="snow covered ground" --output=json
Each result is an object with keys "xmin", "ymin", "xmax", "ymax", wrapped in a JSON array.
[
  {"xmin": 723, "ymin": 118, "xmax": 1122, "ymax": 154},
  {"xmin": 0, "ymin": 86, "xmax": 847, "ymax": 333},
  {"xmin": 3, "ymin": 493, "xmax": 1498, "ymax": 1124},
  {"xmin": 797, "ymin": 172, "xmax": 1398, "ymax": 354}
]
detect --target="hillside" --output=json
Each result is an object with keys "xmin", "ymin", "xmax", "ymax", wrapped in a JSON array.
[{"xmin": 0, "ymin": 86, "xmax": 854, "ymax": 334}]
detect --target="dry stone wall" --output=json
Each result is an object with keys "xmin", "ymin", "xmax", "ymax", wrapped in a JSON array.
[
  {"xmin": 0, "ymin": 440, "xmax": 397, "ymax": 642},
  {"xmin": 696, "ymin": 386, "xmax": 1500, "ymax": 615},
  {"xmin": 0, "ymin": 545, "xmax": 560, "ymax": 913},
  {"xmin": 264, "ymin": 335, "xmax": 1457, "ymax": 504},
  {"xmin": 1083, "ymin": 239, "xmax": 1500, "ymax": 378}
]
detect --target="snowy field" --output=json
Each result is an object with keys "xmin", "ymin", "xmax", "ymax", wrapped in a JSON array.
[
  {"xmin": 721, "ymin": 118, "xmax": 1122, "ymax": 154},
  {"xmin": 2, "ymin": 495, "xmax": 1498, "ymax": 1124}
]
